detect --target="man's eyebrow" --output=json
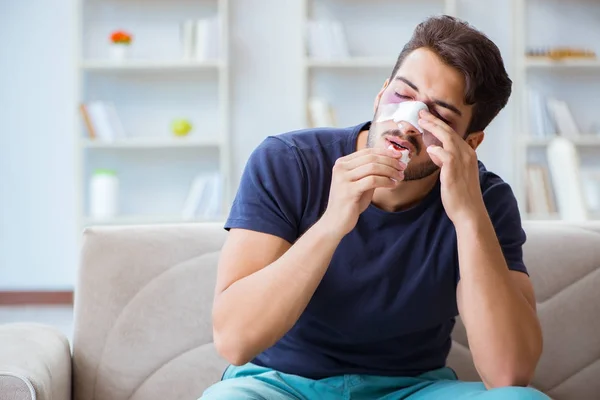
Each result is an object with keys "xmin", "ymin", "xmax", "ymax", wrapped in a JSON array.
[
  {"xmin": 395, "ymin": 76, "xmax": 462, "ymax": 117},
  {"xmin": 395, "ymin": 76, "xmax": 419, "ymax": 92},
  {"xmin": 433, "ymin": 100, "xmax": 462, "ymax": 117}
]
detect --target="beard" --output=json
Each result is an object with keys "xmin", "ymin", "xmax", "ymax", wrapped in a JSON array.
[{"xmin": 367, "ymin": 125, "xmax": 439, "ymax": 181}]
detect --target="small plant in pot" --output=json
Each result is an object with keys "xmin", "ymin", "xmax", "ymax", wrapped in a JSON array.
[{"xmin": 109, "ymin": 30, "xmax": 133, "ymax": 61}]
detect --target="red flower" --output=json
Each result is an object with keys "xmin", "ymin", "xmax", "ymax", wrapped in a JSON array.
[{"xmin": 110, "ymin": 30, "xmax": 132, "ymax": 44}]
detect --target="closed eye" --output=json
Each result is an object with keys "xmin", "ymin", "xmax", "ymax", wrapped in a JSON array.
[
  {"xmin": 394, "ymin": 93, "xmax": 411, "ymax": 100},
  {"xmin": 429, "ymin": 109, "xmax": 451, "ymax": 126}
]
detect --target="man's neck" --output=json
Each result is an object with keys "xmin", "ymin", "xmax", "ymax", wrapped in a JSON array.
[{"xmin": 357, "ymin": 129, "xmax": 439, "ymax": 213}]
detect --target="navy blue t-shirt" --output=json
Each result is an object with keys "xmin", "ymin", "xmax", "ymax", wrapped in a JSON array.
[{"xmin": 225, "ymin": 122, "xmax": 527, "ymax": 379}]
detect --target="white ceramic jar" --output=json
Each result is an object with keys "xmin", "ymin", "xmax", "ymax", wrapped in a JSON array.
[{"xmin": 90, "ymin": 169, "xmax": 119, "ymax": 219}]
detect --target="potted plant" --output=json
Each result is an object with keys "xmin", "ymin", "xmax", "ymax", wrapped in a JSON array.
[{"xmin": 109, "ymin": 30, "xmax": 133, "ymax": 61}]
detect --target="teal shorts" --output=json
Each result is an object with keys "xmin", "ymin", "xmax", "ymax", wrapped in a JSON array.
[{"xmin": 200, "ymin": 363, "xmax": 549, "ymax": 399}]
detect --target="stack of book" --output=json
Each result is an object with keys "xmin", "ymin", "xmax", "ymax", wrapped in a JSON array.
[
  {"xmin": 80, "ymin": 101, "xmax": 126, "ymax": 141},
  {"xmin": 308, "ymin": 97, "xmax": 337, "ymax": 128},
  {"xmin": 181, "ymin": 17, "xmax": 220, "ymax": 61},
  {"xmin": 527, "ymin": 88, "xmax": 582, "ymax": 138},
  {"xmin": 181, "ymin": 173, "xmax": 222, "ymax": 220},
  {"xmin": 525, "ymin": 164, "xmax": 556, "ymax": 216}
]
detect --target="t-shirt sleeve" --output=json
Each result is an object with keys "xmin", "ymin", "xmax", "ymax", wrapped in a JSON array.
[
  {"xmin": 224, "ymin": 136, "xmax": 307, "ymax": 244},
  {"xmin": 483, "ymin": 181, "xmax": 529, "ymax": 276}
]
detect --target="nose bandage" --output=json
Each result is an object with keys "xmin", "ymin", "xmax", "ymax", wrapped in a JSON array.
[
  {"xmin": 379, "ymin": 101, "xmax": 428, "ymax": 166},
  {"xmin": 376, "ymin": 101, "xmax": 429, "ymax": 133}
]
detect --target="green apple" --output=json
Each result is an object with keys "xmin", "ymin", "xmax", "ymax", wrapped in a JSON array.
[{"xmin": 171, "ymin": 119, "xmax": 193, "ymax": 136}]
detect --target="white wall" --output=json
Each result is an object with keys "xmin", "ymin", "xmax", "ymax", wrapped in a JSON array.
[
  {"xmin": 0, "ymin": 0, "xmax": 78, "ymax": 290},
  {"xmin": 0, "ymin": 0, "xmax": 518, "ymax": 289}
]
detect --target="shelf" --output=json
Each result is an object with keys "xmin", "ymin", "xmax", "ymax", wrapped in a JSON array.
[
  {"xmin": 81, "ymin": 137, "xmax": 222, "ymax": 149},
  {"xmin": 525, "ymin": 58, "xmax": 600, "ymax": 70},
  {"xmin": 305, "ymin": 57, "xmax": 397, "ymax": 69},
  {"xmin": 82, "ymin": 215, "xmax": 225, "ymax": 226},
  {"xmin": 81, "ymin": 60, "xmax": 224, "ymax": 72},
  {"xmin": 523, "ymin": 136, "xmax": 600, "ymax": 147}
]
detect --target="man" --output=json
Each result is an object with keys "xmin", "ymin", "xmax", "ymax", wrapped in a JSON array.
[{"xmin": 203, "ymin": 16, "xmax": 547, "ymax": 400}]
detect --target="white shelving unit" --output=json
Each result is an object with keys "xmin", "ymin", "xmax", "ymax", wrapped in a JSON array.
[
  {"xmin": 512, "ymin": 0, "xmax": 600, "ymax": 221},
  {"xmin": 81, "ymin": 60, "xmax": 224, "ymax": 72},
  {"xmin": 81, "ymin": 137, "xmax": 222, "ymax": 149},
  {"xmin": 300, "ymin": 0, "xmax": 459, "ymax": 128},
  {"xmin": 74, "ymin": 0, "xmax": 230, "ymax": 229},
  {"xmin": 525, "ymin": 58, "xmax": 600, "ymax": 70}
]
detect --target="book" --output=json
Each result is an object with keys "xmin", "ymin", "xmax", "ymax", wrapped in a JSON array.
[
  {"xmin": 181, "ymin": 173, "xmax": 222, "ymax": 220},
  {"xmin": 527, "ymin": 88, "xmax": 555, "ymax": 138},
  {"xmin": 200, "ymin": 174, "xmax": 222, "ymax": 219},
  {"xmin": 546, "ymin": 137, "xmax": 588, "ymax": 221},
  {"xmin": 181, "ymin": 175, "xmax": 208, "ymax": 220},
  {"xmin": 181, "ymin": 20, "xmax": 196, "ymax": 60},
  {"xmin": 195, "ymin": 17, "xmax": 220, "ymax": 61},
  {"xmin": 525, "ymin": 164, "xmax": 556, "ymax": 215},
  {"xmin": 546, "ymin": 98, "xmax": 580, "ymax": 138},
  {"xmin": 80, "ymin": 104, "xmax": 96, "ymax": 139},
  {"xmin": 308, "ymin": 97, "xmax": 336, "ymax": 127},
  {"xmin": 82, "ymin": 101, "xmax": 126, "ymax": 141},
  {"xmin": 580, "ymin": 168, "xmax": 600, "ymax": 212}
]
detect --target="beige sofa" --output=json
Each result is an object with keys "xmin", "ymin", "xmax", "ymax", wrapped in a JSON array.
[{"xmin": 1, "ymin": 221, "xmax": 599, "ymax": 400}]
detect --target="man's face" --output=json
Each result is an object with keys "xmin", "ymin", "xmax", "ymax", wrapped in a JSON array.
[{"xmin": 368, "ymin": 47, "xmax": 475, "ymax": 181}]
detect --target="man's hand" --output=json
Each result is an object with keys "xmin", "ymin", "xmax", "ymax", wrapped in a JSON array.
[
  {"xmin": 322, "ymin": 148, "xmax": 406, "ymax": 238},
  {"xmin": 418, "ymin": 110, "xmax": 484, "ymax": 223}
]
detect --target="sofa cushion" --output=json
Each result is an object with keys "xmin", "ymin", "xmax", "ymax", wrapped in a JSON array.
[
  {"xmin": 73, "ymin": 223, "xmax": 229, "ymax": 400},
  {"xmin": 448, "ymin": 221, "xmax": 600, "ymax": 400}
]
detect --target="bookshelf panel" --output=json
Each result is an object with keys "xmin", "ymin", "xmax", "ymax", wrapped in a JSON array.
[
  {"xmin": 310, "ymin": 69, "xmax": 389, "ymax": 128},
  {"xmin": 526, "ymin": 0, "xmax": 600, "ymax": 53},
  {"xmin": 307, "ymin": 0, "xmax": 444, "ymax": 59},
  {"xmin": 83, "ymin": 71, "xmax": 220, "ymax": 140},
  {"xmin": 84, "ymin": 148, "xmax": 220, "ymax": 218},
  {"xmin": 82, "ymin": 0, "xmax": 220, "ymax": 61}
]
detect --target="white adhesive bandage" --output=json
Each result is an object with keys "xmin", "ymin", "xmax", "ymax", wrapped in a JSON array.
[{"xmin": 377, "ymin": 101, "xmax": 429, "ymax": 133}]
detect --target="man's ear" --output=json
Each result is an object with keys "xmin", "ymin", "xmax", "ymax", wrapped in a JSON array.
[
  {"xmin": 466, "ymin": 131, "xmax": 485, "ymax": 150},
  {"xmin": 373, "ymin": 79, "xmax": 390, "ymax": 113}
]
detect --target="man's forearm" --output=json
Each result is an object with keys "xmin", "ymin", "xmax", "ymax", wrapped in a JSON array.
[
  {"xmin": 455, "ymin": 209, "xmax": 542, "ymax": 388},
  {"xmin": 213, "ymin": 218, "xmax": 343, "ymax": 365}
]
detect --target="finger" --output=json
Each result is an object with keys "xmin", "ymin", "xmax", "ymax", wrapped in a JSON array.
[
  {"xmin": 426, "ymin": 145, "xmax": 451, "ymax": 168},
  {"xmin": 344, "ymin": 153, "xmax": 405, "ymax": 172},
  {"xmin": 354, "ymin": 175, "xmax": 400, "ymax": 193},
  {"xmin": 347, "ymin": 162, "xmax": 403, "ymax": 182},
  {"xmin": 418, "ymin": 110, "xmax": 457, "ymax": 149}
]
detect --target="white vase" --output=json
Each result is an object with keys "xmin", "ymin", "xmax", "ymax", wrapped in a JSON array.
[{"xmin": 109, "ymin": 44, "xmax": 130, "ymax": 61}]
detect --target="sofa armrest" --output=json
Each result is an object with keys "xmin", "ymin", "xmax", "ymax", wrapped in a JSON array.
[{"xmin": 0, "ymin": 323, "xmax": 71, "ymax": 400}]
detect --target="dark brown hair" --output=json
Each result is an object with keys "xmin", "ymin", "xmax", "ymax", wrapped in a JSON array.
[{"xmin": 391, "ymin": 15, "xmax": 512, "ymax": 134}]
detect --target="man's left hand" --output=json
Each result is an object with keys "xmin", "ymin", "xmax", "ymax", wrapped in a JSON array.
[{"xmin": 418, "ymin": 109, "xmax": 485, "ymax": 223}]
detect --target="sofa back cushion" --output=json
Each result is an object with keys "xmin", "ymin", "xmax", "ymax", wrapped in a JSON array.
[
  {"xmin": 73, "ymin": 223, "xmax": 228, "ymax": 400},
  {"xmin": 74, "ymin": 221, "xmax": 600, "ymax": 400},
  {"xmin": 449, "ymin": 221, "xmax": 600, "ymax": 399}
]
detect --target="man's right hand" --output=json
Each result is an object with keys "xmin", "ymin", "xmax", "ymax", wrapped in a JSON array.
[{"xmin": 321, "ymin": 148, "xmax": 406, "ymax": 238}]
